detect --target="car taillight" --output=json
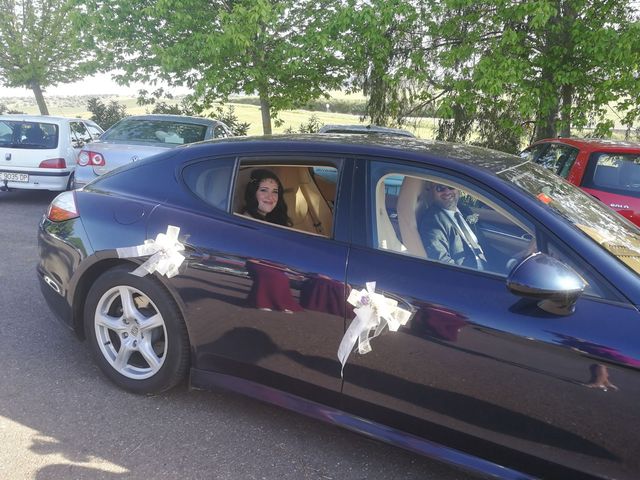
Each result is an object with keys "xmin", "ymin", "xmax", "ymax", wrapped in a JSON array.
[
  {"xmin": 47, "ymin": 191, "xmax": 79, "ymax": 221},
  {"xmin": 77, "ymin": 150, "xmax": 105, "ymax": 166},
  {"xmin": 39, "ymin": 158, "xmax": 66, "ymax": 168}
]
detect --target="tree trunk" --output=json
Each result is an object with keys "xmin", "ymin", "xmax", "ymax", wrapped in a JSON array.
[
  {"xmin": 534, "ymin": 66, "xmax": 559, "ymax": 141},
  {"xmin": 259, "ymin": 92, "xmax": 272, "ymax": 135},
  {"xmin": 560, "ymin": 84, "xmax": 573, "ymax": 138},
  {"xmin": 536, "ymin": 106, "xmax": 558, "ymax": 140},
  {"xmin": 31, "ymin": 82, "xmax": 49, "ymax": 115},
  {"xmin": 557, "ymin": 1, "xmax": 576, "ymax": 139}
]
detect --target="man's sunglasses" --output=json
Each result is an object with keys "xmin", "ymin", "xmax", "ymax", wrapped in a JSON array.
[{"xmin": 434, "ymin": 185, "xmax": 456, "ymax": 193}]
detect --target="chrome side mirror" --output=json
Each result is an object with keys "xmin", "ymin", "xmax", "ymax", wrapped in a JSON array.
[{"xmin": 506, "ymin": 252, "xmax": 587, "ymax": 315}]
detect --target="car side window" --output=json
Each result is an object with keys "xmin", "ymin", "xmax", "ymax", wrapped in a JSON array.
[
  {"xmin": 369, "ymin": 161, "xmax": 611, "ymax": 298},
  {"xmin": 232, "ymin": 160, "xmax": 338, "ymax": 238},
  {"xmin": 86, "ymin": 123, "xmax": 104, "ymax": 140},
  {"xmin": 541, "ymin": 234, "xmax": 615, "ymax": 299},
  {"xmin": 70, "ymin": 121, "xmax": 92, "ymax": 148},
  {"xmin": 370, "ymin": 163, "xmax": 535, "ymax": 276},
  {"xmin": 213, "ymin": 125, "xmax": 230, "ymax": 138},
  {"xmin": 182, "ymin": 159, "xmax": 235, "ymax": 211},
  {"xmin": 533, "ymin": 143, "xmax": 579, "ymax": 179},
  {"xmin": 520, "ymin": 144, "xmax": 547, "ymax": 162},
  {"xmin": 0, "ymin": 122, "xmax": 11, "ymax": 144}
]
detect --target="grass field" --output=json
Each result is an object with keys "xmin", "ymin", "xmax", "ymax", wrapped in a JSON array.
[
  {"xmin": 3, "ymin": 93, "xmax": 632, "ymax": 142},
  {"xmin": 1, "ymin": 94, "xmax": 437, "ymax": 138}
]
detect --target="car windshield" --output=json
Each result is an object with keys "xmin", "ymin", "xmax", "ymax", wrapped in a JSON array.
[
  {"xmin": 101, "ymin": 119, "xmax": 208, "ymax": 145},
  {"xmin": 497, "ymin": 159, "xmax": 640, "ymax": 275},
  {"xmin": 0, "ymin": 120, "xmax": 59, "ymax": 149},
  {"xmin": 582, "ymin": 152, "xmax": 640, "ymax": 198}
]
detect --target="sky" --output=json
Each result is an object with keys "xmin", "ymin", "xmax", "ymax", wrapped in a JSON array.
[{"xmin": 0, "ymin": 72, "xmax": 190, "ymax": 98}]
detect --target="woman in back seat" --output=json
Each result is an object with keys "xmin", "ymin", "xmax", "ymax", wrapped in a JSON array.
[{"xmin": 242, "ymin": 169, "xmax": 292, "ymax": 227}]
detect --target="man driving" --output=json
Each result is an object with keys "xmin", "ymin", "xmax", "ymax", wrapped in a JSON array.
[{"xmin": 417, "ymin": 182, "xmax": 487, "ymax": 269}]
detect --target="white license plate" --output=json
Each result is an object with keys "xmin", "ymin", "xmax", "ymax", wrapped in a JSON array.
[{"xmin": 0, "ymin": 172, "xmax": 29, "ymax": 182}]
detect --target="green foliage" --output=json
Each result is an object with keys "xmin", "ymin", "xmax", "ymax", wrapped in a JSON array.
[
  {"xmin": 283, "ymin": 114, "xmax": 323, "ymax": 134},
  {"xmin": 427, "ymin": 0, "xmax": 640, "ymax": 143},
  {"xmin": 335, "ymin": 0, "xmax": 640, "ymax": 148},
  {"xmin": 86, "ymin": 98, "xmax": 128, "ymax": 130},
  {"xmin": 82, "ymin": 0, "xmax": 346, "ymax": 134},
  {"xmin": 149, "ymin": 102, "xmax": 184, "ymax": 116},
  {"xmin": 211, "ymin": 106, "xmax": 251, "ymax": 137},
  {"xmin": 333, "ymin": 0, "xmax": 428, "ymax": 127},
  {"xmin": 41, "ymin": 0, "xmax": 640, "ymax": 149},
  {"xmin": 0, "ymin": 0, "xmax": 98, "ymax": 114}
]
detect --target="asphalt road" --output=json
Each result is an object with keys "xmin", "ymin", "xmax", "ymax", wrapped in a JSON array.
[{"xmin": 0, "ymin": 189, "xmax": 474, "ymax": 480}]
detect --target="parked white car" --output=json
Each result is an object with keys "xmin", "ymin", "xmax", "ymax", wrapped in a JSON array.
[{"xmin": 0, "ymin": 115, "xmax": 103, "ymax": 192}]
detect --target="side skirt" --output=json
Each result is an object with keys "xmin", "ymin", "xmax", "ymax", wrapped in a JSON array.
[{"xmin": 190, "ymin": 368, "xmax": 536, "ymax": 480}]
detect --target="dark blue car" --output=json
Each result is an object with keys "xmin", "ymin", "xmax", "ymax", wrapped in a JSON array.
[{"xmin": 38, "ymin": 135, "xmax": 640, "ymax": 480}]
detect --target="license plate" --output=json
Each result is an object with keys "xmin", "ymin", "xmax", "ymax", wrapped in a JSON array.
[{"xmin": 0, "ymin": 172, "xmax": 29, "ymax": 182}]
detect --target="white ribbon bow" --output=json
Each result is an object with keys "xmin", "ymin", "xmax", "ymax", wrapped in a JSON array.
[
  {"xmin": 337, "ymin": 282, "xmax": 413, "ymax": 375},
  {"xmin": 116, "ymin": 225, "xmax": 185, "ymax": 278}
]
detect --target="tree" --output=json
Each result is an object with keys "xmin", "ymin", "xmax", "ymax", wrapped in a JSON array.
[
  {"xmin": 211, "ymin": 106, "xmax": 251, "ymax": 137},
  {"xmin": 339, "ymin": 1, "xmax": 640, "ymax": 150},
  {"xmin": 81, "ymin": 0, "xmax": 346, "ymax": 134},
  {"xmin": 86, "ymin": 98, "xmax": 127, "ymax": 129},
  {"xmin": 427, "ymin": 0, "xmax": 640, "ymax": 145},
  {"xmin": 333, "ymin": 0, "xmax": 430, "ymax": 127},
  {"xmin": 0, "ymin": 0, "xmax": 97, "ymax": 115},
  {"xmin": 283, "ymin": 114, "xmax": 323, "ymax": 133}
]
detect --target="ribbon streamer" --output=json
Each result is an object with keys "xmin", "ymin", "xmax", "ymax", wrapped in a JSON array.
[
  {"xmin": 337, "ymin": 282, "xmax": 413, "ymax": 375},
  {"xmin": 116, "ymin": 225, "xmax": 185, "ymax": 278}
]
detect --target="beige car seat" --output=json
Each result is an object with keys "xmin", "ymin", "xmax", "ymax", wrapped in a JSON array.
[
  {"xmin": 233, "ymin": 167, "xmax": 253, "ymax": 213},
  {"xmin": 275, "ymin": 167, "xmax": 333, "ymax": 235},
  {"xmin": 375, "ymin": 180, "xmax": 406, "ymax": 252},
  {"xmin": 396, "ymin": 176, "xmax": 428, "ymax": 258}
]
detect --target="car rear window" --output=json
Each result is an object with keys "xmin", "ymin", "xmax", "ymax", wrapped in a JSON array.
[
  {"xmin": 0, "ymin": 120, "xmax": 59, "ymax": 149},
  {"xmin": 583, "ymin": 152, "xmax": 640, "ymax": 198},
  {"xmin": 102, "ymin": 119, "xmax": 208, "ymax": 145}
]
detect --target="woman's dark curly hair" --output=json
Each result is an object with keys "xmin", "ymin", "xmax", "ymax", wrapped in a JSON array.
[{"xmin": 243, "ymin": 169, "xmax": 292, "ymax": 226}]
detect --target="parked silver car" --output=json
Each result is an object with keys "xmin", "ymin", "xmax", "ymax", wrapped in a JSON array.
[
  {"xmin": 74, "ymin": 114, "xmax": 232, "ymax": 188},
  {"xmin": 0, "ymin": 115, "xmax": 103, "ymax": 192}
]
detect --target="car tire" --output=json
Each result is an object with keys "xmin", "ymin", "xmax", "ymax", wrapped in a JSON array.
[
  {"xmin": 66, "ymin": 172, "xmax": 74, "ymax": 191},
  {"xmin": 83, "ymin": 265, "xmax": 189, "ymax": 394}
]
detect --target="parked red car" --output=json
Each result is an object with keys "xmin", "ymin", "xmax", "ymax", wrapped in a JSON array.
[{"xmin": 522, "ymin": 138, "xmax": 640, "ymax": 226}]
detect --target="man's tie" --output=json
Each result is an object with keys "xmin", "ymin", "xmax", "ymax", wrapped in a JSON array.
[{"xmin": 454, "ymin": 212, "xmax": 487, "ymax": 267}]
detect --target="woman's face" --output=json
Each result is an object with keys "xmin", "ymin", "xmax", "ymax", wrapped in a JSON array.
[{"xmin": 256, "ymin": 178, "xmax": 279, "ymax": 215}]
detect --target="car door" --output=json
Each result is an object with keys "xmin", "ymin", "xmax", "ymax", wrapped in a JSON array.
[
  {"xmin": 341, "ymin": 158, "xmax": 640, "ymax": 479},
  {"xmin": 146, "ymin": 155, "xmax": 351, "ymax": 406}
]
